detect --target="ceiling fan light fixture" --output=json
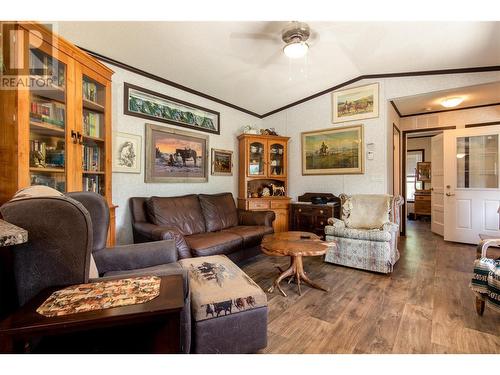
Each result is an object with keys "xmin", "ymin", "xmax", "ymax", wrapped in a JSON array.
[
  {"xmin": 283, "ymin": 41, "xmax": 309, "ymax": 59},
  {"xmin": 441, "ymin": 97, "xmax": 464, "ymax": 108}
]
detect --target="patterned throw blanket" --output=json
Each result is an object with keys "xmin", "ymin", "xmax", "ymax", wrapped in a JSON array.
[
  {"xmin": 37, "ymin": 276, "xmax": 161, "ymax": 317},
  {"xmin": 470, "ymin": 257, "xmax": 500, "ymax": 313}
]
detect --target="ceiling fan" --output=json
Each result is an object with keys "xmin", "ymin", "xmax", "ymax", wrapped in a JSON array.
[{"xmin": 230, "ymin": 21, "xmax": 317, "ymax": 66}]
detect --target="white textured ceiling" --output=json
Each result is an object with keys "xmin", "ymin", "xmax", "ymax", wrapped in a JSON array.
[
  {"xmin": 56, "ymin": 21, "xmax": 500, "ymax": 115},
  {"xmin": 393, "ymin": 81, "xmax": 500, "ymax": 115}
]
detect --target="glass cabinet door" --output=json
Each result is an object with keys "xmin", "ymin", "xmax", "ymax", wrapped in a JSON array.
[
  {"xmin": 28, "ymin": 43, "xmax": 68, "ymax": 192},
  {"xmin": 248, "ymin": 140, "xmax": 266, "ymax": 176},
  {"xmin": 80, "ymin": 71, "xmax": 107, "ymax": 196},
  {"xmin": 269, "ymin": 141, "xmax": 286, "ymax": 177}
]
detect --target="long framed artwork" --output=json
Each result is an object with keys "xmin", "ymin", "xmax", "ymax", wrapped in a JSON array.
[
  {"xmin": 125, "ymin": 83, "xmax": 220, "ymax": 135},
  {"xmin": 112, "ymin": 132, "xmax": 142, "ymax": 173},
  {"xmin": 211, "ymin": 148, "xmax": 233, "ymax": 176},
  {"xmin": 332, "ymin": 83, "xmax": 379, "ymax": 123},
  {"xmin": 145, "ymin": 123, "xmax": 209, "ymax": 183},
  {"xmin": 301, "ymin": 124, "xmax": 364, "ymax": 175}
]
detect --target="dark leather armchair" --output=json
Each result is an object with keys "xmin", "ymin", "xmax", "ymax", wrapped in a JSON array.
[{"xmin": 0, "ymin": 190, "xmax": 191, "ymax": 353}]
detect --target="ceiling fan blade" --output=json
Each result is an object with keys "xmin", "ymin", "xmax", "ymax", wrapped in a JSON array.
[{"xmin": 229, "ymin": 32, "xmax": 280, "ymax": 42}]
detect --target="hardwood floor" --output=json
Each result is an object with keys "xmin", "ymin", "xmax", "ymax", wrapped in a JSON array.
[{"xmin": 241, "ymin": 221, "xmax": 500, "ymax": 354}]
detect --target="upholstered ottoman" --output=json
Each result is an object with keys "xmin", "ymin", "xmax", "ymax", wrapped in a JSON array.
[{"xmin": 178, "ymin": 255, "xmax": 268, "ymax": 354}]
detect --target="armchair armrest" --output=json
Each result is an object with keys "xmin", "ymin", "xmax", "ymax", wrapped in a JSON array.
[
  {"xmin": 381, "ymin": 222, "xmax": 399, "ymax": 232},
  {"xmin": 133, "ymin": 222, "xmax": 192, "ymax": 259},
  {"xmin": 476, "ymin": 238, "xmax": 500, "ymax": 259},
  {"xmin": 93, "ymin": 240, "xmax": 177, "ymax": 275},
  {"xmin": 238, "ymin": 209, "xmax": 275, "ymax": 227},
  {"xmin": 327, "ymin": 217, "xmax": 345, "ymax": 229}
]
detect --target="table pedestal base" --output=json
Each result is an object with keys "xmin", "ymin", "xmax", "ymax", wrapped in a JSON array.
[{"xmin": 268, "ymin": 255, "xmax": 327, "ymax": 297}]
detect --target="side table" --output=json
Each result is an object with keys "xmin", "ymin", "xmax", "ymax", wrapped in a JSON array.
[{"xmin": 0, "ymin": 274, "xmax": 185, "ymax": 354}]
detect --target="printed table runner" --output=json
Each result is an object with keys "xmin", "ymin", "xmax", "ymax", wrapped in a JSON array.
[{"xmin": 37, "ymin": 276, "xmax": 161, "ymax": 317}]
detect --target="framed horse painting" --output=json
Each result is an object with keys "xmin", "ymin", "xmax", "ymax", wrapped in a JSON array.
[
  {"xmin": 145, "ymin": 123, "xmax": 209, "ymax": 183},
  {"xmin": 332, "ymin": 83, "xmax": 379, "ymax": 123},
  {"xmin": 301, "ymin": 124, "xmax": 364, "ymax": 175}
]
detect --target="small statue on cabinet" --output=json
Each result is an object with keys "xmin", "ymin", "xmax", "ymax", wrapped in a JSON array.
[
  {"xmin": 270, "ymin": 183, "xmax": 285, "ymax": 196},
  {"xmin": 261, "ymin": 186, "xmax": 271, "ymax": 197}
]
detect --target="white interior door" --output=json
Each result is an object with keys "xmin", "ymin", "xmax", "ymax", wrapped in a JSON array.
[
  {"xmin": 431, "ymin": 133, "xmax": 444, "ymax": 236},
  {"xmin": 443, "ymin": 126, "xmax": 500, "ymax": 244}
]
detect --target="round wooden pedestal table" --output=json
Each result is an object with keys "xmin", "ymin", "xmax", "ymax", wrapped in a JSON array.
[{"xmin": 261, "ymin": 231, "xmax": 331, "ymax": 297}]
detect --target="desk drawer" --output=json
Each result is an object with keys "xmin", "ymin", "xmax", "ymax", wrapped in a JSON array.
[
  {"xmin": 271, "ymin": 200, "xmax": 289, "ymax": 209},
  {"xmin": 415, "ymin": 195, "xmax": 430, "ymax": 201},
  {"xmin": 248, "ymin": 200, "xmax": 271, "ymax": 210}
]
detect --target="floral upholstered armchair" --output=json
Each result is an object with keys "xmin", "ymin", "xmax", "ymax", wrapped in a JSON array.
[{"xmin": 324, "ymin": 194, "xmax": 404, "ymax": 274}]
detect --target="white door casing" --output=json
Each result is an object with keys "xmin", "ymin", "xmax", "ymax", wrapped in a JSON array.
[
  {"xmin": 431, "ymin": 133, "xmax": 444, "ymax": 236},
  {"xmin": 443, "ymin": 125, "xmax": 500, "ymax": 244}
]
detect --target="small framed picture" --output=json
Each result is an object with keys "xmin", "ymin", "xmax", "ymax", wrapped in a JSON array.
[
  {"xmin": 211, "ymin": 148, "xmax": 233, "ymax": 176},
  {"xmin": 113, "ymin": 132, "xmax": 142, "ymax": 173},
  {"xmin": 416, "ymin": 162, "xmax": 431, "ymax": 182}
]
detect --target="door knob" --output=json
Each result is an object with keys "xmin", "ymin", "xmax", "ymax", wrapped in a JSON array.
[{"xmin": 445, "ymin": 192, "xmax": 455, "ymax": 196}]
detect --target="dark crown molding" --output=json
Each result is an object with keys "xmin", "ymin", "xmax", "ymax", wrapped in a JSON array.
[{"xmin": 80, "ymin": 47, "xmax": 500, "ymax": 120}]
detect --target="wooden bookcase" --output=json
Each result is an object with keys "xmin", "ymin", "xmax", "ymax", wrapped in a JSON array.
[
  {"xmin": 0, "ymin": 22, "xmax": 116, "ymax": 245},
  {"xmin": 237, "ymin": 133, "xmax": 291, "ymax": 233}
]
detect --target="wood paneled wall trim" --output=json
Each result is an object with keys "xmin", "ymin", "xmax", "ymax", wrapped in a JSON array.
[
  {"xmin": 465, "ymin": 121, "xmax": 500, "ymax": 128},
  {"xmin": 79, "ymin": 47, "xmax": 500, "ymax": 119}
]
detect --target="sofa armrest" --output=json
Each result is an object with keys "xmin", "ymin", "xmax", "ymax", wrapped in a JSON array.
[
  {"xmin": 327, "ymin": 217, "xmax": 346, "ymax": 229},
  {"xmin": 238, "ymin": 209, "xmax": 275, "ymax": 227},
  {"xmin": 93, "ymin": 240, "xmax": 177, "ymax": 275},
  {"xmin": 133, "ymin": 222, "xmax": 192, "ymax": 259}
]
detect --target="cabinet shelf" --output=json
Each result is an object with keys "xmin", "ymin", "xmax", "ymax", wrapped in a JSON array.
[
  {"xmin": 30, "ymin": 167, "xmax": 65, "ymax": 173},
  {"xmin": 82, "ymin": 135, "xmax": 105, "ymax": 143},
  {"xmin": 83, "ymin": 98, "xmax": 105, "ymax": 112},
  {"xmin": 30, "ymin": 77, "xmax": 66, "ymax": 102},
  {"xmin": 83, "ymin": 170, "xmax": 105, "ymax": 175},
  {"xmin": 30, "ymin": 121, "xmax": 65, "ymax": 137}
]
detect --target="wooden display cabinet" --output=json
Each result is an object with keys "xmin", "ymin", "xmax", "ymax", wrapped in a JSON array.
[
  {"xmin": 237, "ymin": 134, "xmax": 291, "ymax": 233},
  {"xmin": 0, "ymin": 22, "xmax": 116, "ymax": 245}
]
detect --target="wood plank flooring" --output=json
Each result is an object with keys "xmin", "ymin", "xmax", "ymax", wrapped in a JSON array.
[{"xmin": 241, "ymin": 221, "xmax": 500, "ymax": 354}]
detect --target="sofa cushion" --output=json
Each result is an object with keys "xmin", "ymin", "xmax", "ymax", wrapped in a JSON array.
[
  {"xmin": 222, "ymin": 225, "xmax": 273, "ymax": 248},
  {"xmin": 146, "ymin": 195, "xmax": 206, "ymax": 236},
  {"xmin": 198, "ymin": 193, "xmax": 238, "ymax": 232},
  {"xmin": 186, "ymin": 231, "xmax": 243, "ymax": 257},
  {"xmin": 178, "ymin": 255, "xmax": 267, "ymax": 322},
  {"xmin": 343, "ymin": 194, "xmax": 391, "ymax": 230}
]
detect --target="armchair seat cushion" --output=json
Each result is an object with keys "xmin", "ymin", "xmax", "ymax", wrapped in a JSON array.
[
  {"xmin": 325, "ymin": 225, "xmax": 392, "ymax": 242},
  {"xmin": 222, "ymin": 225, "xmax": 273, "ymax": 247},
  {"xmin": 186, "ymin": 231, "xmax": 243, "ymax": 257}
]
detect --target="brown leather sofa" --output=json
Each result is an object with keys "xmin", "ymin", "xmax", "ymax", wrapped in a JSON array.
[{"xmin": 130, "ymin": 192, "xmax": 275, "ymax": 263}]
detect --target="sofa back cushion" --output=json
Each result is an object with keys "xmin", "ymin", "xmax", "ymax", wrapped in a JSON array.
[
  {"xmin": 199, "ymin": 193, "xmax": 238, "ymax": 232},
  {"xmin": 146, "ymin": 195, "xmax": 206, "ymax": 236},
  {"xmin": 342, "ymin": 194, "xmax": 392, "ymax": 230}
]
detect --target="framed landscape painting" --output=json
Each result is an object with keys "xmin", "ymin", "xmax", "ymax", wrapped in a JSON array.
[
  {"xmin": 332, "ymin": 83, "xmax": 379, "ymax": 123},
  {"xmin": 145, "ymin": 123, "xmax": 209, "ymax": 183},
  {"xmin": 211, "ymin": 148, "xmax": 233, "ymax": 176},
  {"xmin": 113, "ymin": 132, "xmax": 142, "ymax": 173},
  {"xmin": 125, "ymin": 83, "xmax": 220, "ymax": 135},
  {"xmin": 302, "ymin": 125, "xmax": 364, "ymax": 175}
]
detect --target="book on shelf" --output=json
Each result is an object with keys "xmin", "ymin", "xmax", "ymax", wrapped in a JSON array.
[
  {"xmin": 83, "ymin": 111, "xmax": 101, "ymax": 138},
  {"xmin": 82, "ymin": 144, "xmax": 102, "ymax": 172},
  {"xmin": 83, "ymin": 80, "xmax": 98, "ymax": 103},
  {"xmin": 83, "ymin": 175, "xmax": 101, "ymax": 194},
  {"xmin": 30, "ymin": 100, "xmax": 65, "ymax": 128},
  {"xmin": 29, "ymin": 49, "xmax": 65, "ymax": 88}
]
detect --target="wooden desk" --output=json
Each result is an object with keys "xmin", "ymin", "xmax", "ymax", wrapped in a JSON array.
[{"xmin": 0, "ymin": 274, "xmax": 184, "ymax": 354}]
